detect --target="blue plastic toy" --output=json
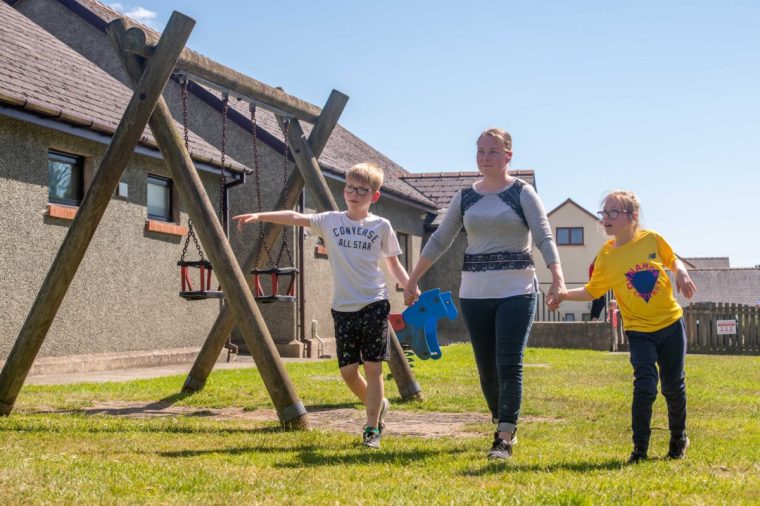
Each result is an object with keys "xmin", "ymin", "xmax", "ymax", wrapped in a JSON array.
[{"xmin": 389, "ymin": 288, "xmax": 458, "ymax": 360}]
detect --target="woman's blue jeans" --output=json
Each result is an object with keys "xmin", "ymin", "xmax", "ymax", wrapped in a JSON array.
[
  {"xmin": 460, "ymin": 294, "xmax": 536, "ymax": 433},
  {"xmin": 625, "ymin": 318, "xmax": 688, "ymax": 451}
]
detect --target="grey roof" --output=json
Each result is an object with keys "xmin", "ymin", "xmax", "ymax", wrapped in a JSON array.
[
  {"xmin": 401, "ymin": 170, "xmax": 536, "ymax": 209},
  {"xmin": 682, "ymin": 257, "xmax": 731, "ymax": 269},
  {"xmin": 0, "ymin": 1, "xmax": 247, "ymax": 173},
  {"xmin": 668, "ymin": 268, "xmax": 760, "ymax": 307},
  {"xmin": 401, "ymin": 170, "xmax": 537, "ymax": 227},
  {"xmin": 45, "ymin": 0, "xmax": 436, "ymax": 209}
]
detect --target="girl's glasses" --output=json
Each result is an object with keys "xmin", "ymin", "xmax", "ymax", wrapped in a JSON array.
[
  {"xmin": 344, "ymin": 185, "xmax": 371, "ymax": 196},
  {"xmin": 597, "ymin": 209, "xmax": 630, "ymax": 220}
]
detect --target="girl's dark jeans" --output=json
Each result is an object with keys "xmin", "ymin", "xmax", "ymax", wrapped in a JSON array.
[
  {"xmin": 626, "ymin": 318, "xmax": 688, "ymax": 451},
  {"xmin": 460, "ymin": 294, "xmax": 536, "ymax": 433}
]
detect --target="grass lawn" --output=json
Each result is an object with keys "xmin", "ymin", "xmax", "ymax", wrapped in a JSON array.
[{"xmin": 1, "ymin": 344, "xmax": 758, "ymax": 505}]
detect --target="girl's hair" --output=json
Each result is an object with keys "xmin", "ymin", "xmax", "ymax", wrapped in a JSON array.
[
  {"xmin": 604, "ymin": 190, "xmax": 641, "ymax": 230},
  {"xmin": 346, "ymin": 162, "xmax": 384, "ymax": 191},
  {"xmin": 478, "ymin": 127, "xmax": 512, "ymax": 151}
]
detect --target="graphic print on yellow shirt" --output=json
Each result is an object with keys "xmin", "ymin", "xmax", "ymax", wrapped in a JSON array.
[
  {"xmin": 625, "ymin": 255, "xmax": 662, "ymax": 303},
  {"xmin": 585, "ymin": 230, "xmax": 682, "ymax": 332}
]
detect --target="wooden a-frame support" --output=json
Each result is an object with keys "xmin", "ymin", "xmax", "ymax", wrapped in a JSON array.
[{"xmin": 0, "ymin": 12, "xmax": 310, "ymax": 428}]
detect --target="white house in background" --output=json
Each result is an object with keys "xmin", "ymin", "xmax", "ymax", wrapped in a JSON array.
[{"xmin": 535, "ymin": 198, "xmax": 607, "ymax": 321}]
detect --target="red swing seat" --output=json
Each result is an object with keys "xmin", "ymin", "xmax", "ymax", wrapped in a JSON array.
[
  {"xmin": 250, "ymin": 266, "xmax": 298, "ymax": 303},
  {"xmin": 178, "ymin": 260, "xmax": 224, "ymax": 301}
]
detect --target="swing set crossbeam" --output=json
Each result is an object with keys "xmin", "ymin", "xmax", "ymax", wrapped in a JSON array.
[{"xmin": 120, "ymin": 24, "xmax": 321, "ymax": 123}]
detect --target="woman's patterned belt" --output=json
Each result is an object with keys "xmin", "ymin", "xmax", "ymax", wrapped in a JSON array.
[{"xmin": 462, "ymin": 250, "xmax": 534, "ymax": 272}]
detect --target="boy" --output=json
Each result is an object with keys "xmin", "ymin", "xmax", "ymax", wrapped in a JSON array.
[{"xmin": 233, "ymin": 162, "xmax": 412, "ymax": 449}]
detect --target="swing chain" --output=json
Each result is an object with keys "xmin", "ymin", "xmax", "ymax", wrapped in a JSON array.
[
  {"xmin": 250, "ymin": 104, "xmax": 275, "ymax": 267},
  {"xmin": 218, "ymin": 93, "xmax": 229, "ymax": 226},
  {"xmin": 276, "ymin": 119, "xmax": 294, "ymax": 266},
  {"xmin": 181, "ymin": 77, "xmax": 190, "ymax": 151},
  {"xmin": 179, "ymin": 77, "xmax": 204, "ymax": 263}
]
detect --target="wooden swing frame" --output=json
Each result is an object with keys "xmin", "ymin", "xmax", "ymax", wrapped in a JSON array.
[{"xmin": 0, "ymin": 11, "xmax": 423, "ymax": 426}]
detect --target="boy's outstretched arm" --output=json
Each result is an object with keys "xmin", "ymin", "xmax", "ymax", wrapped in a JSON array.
[
  {"xmin": 232, "ymin": 211, "xmax": 311, "ymax": 231},
  {"xmin": 672, "ymin": 258, "xmax": 697, "ymax": 299}
]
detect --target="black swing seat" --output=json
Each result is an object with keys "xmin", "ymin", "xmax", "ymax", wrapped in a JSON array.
[
  {"xmin": 254, "ymin": 294, "xmax": 296, "ymax": 304},
  {"xmin": 179, "ymin": 290, "xmax": 224, "ymax": 301}
]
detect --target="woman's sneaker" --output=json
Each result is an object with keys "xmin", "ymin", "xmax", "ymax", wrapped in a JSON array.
[
  {"xmin": 378, "ymin": 398, "xmax": 390, "ymax": 434},
  {"xmin": 362, "ymin": 426, "xmax": 382, "ymax": 449},
  {"xmin": 487, "ymin": 432, "xmax": 517, "ymax": 460},
  {"xmin": 667, "ymin": 436, "xmax": 690, "ymax": 459}
]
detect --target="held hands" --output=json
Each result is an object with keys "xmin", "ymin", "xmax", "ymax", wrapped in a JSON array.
[
  {"xmin": 546, "ymin": 279, "xmax": 567, "ymax": 311},
  {"xmin": 404, "ymin": 280, "xmax": 421, "ymax": 306},
  {"xmin": 675, "ymin": 269, "xmax": 697, "ymax": 299},
  {"xmin": 232, "ymin": 213, "xmax": 261, "ymax": 232}
]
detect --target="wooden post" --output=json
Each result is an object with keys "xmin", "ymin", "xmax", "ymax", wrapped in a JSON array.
[
  {"xmin": 0, "ymin": 12, "xmax": 195, "ymax": 416},
  {"xmin": 277, "ymin": 116, "xmax": 424, "ymax": 401},
  {"xmin": 183, "ymin": 90, "xmax": 348, "ymax": 392},
  {"xmin": 109, "ymin": 19, "xmax": 308, "ymax": 429}
]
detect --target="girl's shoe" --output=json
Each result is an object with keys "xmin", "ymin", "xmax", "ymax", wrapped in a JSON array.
[
  {"xmin": 626, "ymin": 448, "xmax": 648, "ymax": 464},
  {"xmin": 667, "ymin": 436, "xmax": 690, "ymax": 459}
]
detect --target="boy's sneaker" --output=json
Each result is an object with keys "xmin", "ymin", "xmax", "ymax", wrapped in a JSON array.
[
  {"xmin": 487, "ymin": 432, "xmax": 517, "ymax": 460},
  {"xmin": 626, "ymin": 447, "xmax": 648, "ymax": 464},
  {"xmin": 378, "ymin": 398, "xmax": 390, "ymax": 434},
  {"xmin": 667, "ymin": 436, "xmax": 690, "ymax": 459},
  {"xmin": 362, "ymin": 427, "xmax": 382, "ymax": 449}
]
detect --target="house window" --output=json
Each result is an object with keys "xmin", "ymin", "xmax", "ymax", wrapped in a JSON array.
[
  {"xmin": 557, "ymin": 227, "xmax": 584, "ymax": 245},
  {"xmin": 48, "ymin": 150, "xmax": 84, "ymax": 206},
  {"xmin": 147, "ymin": 175, "xmax": 173, "ymax": 222},
  {"xmin": 396, "ymin": 231, "xmax": 410, "ymax": 291},
  {"xmin": 564, "ymin": 313, "xmax": 576, "ymax": 322},
  {"xmin": 397, "ymin": 232, "xmax": 410, "ymax": 270}
]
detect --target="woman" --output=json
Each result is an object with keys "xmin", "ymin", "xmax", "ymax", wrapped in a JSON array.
[{"xmin": 404, "ymin": 128, "xmax": 565, "ymax": 460}]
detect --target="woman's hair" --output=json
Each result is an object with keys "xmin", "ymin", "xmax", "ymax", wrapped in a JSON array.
[
  {"xmin": 603, "ymin": 190, "xmax": 641, "ymax": 230},
  {"xmin": 478, "ymin": 128, "xmax": 512, "ymax": 151},
  {"xmin": 346, "ymin": 162, "xmax": 384, "ymax": 191}
]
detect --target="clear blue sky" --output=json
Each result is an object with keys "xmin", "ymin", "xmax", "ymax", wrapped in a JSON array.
[{"xmin": 112, "ymin": 1, "xmax": 760, "ymax": 267}]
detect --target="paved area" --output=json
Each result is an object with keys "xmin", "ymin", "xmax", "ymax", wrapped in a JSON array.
[{"xmin": 25, "ymin": 356, "xmax": 316, "ymax": 385}]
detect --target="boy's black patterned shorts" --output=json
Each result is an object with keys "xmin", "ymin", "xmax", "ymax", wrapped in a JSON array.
[{"xmin": 331, "ymin": 299, "xmax": 391, "ymax": 368}]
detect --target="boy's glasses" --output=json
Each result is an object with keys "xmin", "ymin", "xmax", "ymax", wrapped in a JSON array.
[
  {"xmin": 597, "ymin": 209, "xmax": 630, "ymax": 220},
  {"xmin": 344, "ymin": 185, "xmax": 371, "ymax": 196}
]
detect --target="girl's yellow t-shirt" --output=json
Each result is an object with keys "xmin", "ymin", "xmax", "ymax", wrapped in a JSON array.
[{"xmin": 585, "ymin": 229, "xmax": 682, "ymax": 332}]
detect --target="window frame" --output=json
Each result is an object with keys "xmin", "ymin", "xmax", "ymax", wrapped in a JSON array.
[
  {"xmin": 146, "ymin": 174, "xmax": 174, "ymax": 223},
  {"xmin": 47, "ymin": 150, "xmax": 85, "ymax": 207},
  {"xmin": 395, "ymin": 231, "xmax": 411, "ymax": 291},
  {"xmin": 556, "ymin": 226, "xmax": 584, "ymax": 246}
]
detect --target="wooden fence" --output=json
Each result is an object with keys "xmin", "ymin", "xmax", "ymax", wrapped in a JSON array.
[
  {"xmin": 683, "ymin": 302, "xmax": 760, "ymax": 354},
  {"xmin": 611, "ymin": 302, "xmax": 760, "ymax": 354}
]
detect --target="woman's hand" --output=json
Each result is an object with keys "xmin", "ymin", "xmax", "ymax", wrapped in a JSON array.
[
  {"xmin": 232, "ymin": 213, "xmax": 260, "ymax": 232},
  {"xmin": 546, "ymin": 263, "xmax": 566, "ymax": 311}
]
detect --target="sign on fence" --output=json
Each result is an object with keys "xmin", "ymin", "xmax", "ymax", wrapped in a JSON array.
[{"xmin": 716, "ymin": 319, "xmax": 737, "ymax": 335}]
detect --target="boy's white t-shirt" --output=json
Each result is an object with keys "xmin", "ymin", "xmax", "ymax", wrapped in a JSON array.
[{"xmin": 309, "ymin": 211, "xmax": 402, "ymax": 312}]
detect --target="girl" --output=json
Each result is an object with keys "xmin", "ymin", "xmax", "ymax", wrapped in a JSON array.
[
  {"xmin": 554, "ymin": 190, "xmax": 696, "ymax": 463},
  {"xmin": 404, "ymin": 128, "xmax": 566, "ymax": 460}
]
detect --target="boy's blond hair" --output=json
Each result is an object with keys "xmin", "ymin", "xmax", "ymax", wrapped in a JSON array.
[
  {"xmin": 347, "ymin": 162, "xmax": 384, "ymax": 191},
  {"xmin": 478, "ymin": 127, "xmax": 513, "ymax": 151},
  {"xmin": 604, "ymin": 190, "xmax": 641, "ymax": 231}
]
